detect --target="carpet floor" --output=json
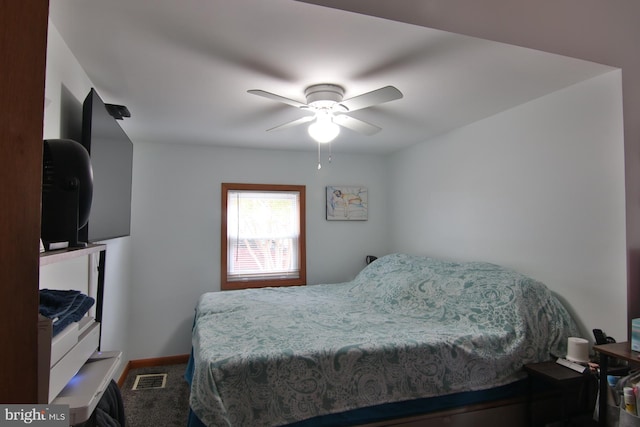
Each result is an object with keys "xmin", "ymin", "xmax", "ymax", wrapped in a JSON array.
[{"xmin": 120, "ymin": 363, "xmax": 190, "ymax": 427}]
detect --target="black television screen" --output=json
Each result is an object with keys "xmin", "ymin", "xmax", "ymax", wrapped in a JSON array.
[{"xmin": 80, "ymin": 88, "xmax": 133, "ymax": 242}]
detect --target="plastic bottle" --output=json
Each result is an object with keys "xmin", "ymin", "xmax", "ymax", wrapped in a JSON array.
[{"xmin": 624, "ymin": 386, "xmax": 637, "ymax": 415}]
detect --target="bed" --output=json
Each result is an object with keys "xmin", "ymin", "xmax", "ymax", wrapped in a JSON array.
[{"xmin": 186, "ymin": 253, "xmax": 580, "ymax": 427}]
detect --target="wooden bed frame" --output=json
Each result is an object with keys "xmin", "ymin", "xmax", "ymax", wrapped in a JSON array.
[
  {"xmin": 359, "ymin": 398, "xmax": 528, "ymax": 427},
  {"xmin": 357, "ymin": 389, "xmax": 577, "ymax": 427}
]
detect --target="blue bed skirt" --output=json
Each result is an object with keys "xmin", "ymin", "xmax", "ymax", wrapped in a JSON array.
[{"xmin": 185, "ymin": 352, "xmax": 529, "ymax": 427}]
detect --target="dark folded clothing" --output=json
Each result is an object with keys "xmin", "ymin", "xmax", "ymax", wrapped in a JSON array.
[{"xmin": 39, "ymin": 289, "xmax": 95, "ymax": 336}]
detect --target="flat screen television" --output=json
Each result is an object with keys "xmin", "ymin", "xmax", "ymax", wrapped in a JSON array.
[{"xmin": 79, "ymin": 88, "xmax": 133, "ymax": 242}]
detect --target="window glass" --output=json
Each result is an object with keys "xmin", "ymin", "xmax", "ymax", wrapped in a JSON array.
[{"xmin": 221, "ymin": 183, "xmax": 306, "ymax": 290}]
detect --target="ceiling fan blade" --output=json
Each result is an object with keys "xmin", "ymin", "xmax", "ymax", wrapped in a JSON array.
[
  {"xmin": 339, "ymin": 86, "xmax": 403, "ymax": 112},
  {"xmin": 266, "ymin": 115, "xmax": 315, "ymax": 132},
  {"xmin": 334, "ymin": 115, "xmax": 381, "ymax": 136},
  {"xmin": 248, "ymin": 89, "xmax": 307, "ymax": 109}
]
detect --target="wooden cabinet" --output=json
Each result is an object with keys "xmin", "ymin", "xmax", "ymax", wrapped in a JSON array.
[
  {"xmin": 524, "ymin": 361, "xmax": 595, "ymax": 425},
  {"xmin": 38, "ymin": 244, "xmax": 122, "ymax": 425},
  {"xmin": 0, "ymin": 0, "xmax": 49, "ymax": 405}
]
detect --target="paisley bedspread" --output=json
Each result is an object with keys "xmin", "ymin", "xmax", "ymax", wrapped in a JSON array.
[{"xmin": 189, "ymin": 253, "xmax": 579, "ymax": 427}]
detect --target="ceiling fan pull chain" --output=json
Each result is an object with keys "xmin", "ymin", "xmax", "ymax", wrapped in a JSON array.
[
  {"xmin": 317, "ymin": 142, "xmax": 322, "ymax": 170},
  {"xmin": 328, "ymin": 141, "xmax": 332, "ymax": 164}
]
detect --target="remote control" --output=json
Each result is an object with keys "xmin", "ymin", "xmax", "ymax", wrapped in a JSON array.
[{"xmin": 556, "ymin": 357, "xmax": 587, "ymax": 374}]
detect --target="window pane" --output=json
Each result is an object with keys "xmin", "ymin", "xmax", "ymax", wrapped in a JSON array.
[{"xmin": 227, "ymin": 190, "xmax": 300, "ymax": 281}]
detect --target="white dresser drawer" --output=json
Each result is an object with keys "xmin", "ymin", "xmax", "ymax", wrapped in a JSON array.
[{"xmin": 49, "ymin": 321, "xmax": 100, "ymax": 402}]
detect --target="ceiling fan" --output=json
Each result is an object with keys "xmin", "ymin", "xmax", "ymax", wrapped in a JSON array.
[{"xmin": 247, "ymin": 84, "xmax": 403, "ymax": 143}]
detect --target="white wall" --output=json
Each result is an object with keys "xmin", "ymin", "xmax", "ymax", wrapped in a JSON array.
[
  {"xmin": 128, "ymin": 143, "xmax": 390, "ymax": 358},
  {"xmin": 44, "ymin": 16, "xmax": 391, "ymax": 362},
  {"xmin": 388, "ymin": 71, "xmax": 627, "ymax": 341},
  {"xmin": 41, "ymin": 22, "xmax": 133, "ymax": 377},
  {"xmin": 46, "ymin": 16, "xmax": 627, "ymax": 361}
]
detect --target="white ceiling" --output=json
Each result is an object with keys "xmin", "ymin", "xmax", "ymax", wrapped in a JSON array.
[{"xmin": 49, "ymin": 0, "xmax": 614, "ymax": 154}]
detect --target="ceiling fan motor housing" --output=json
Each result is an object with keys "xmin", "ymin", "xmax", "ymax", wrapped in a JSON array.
[{"xmin": 305, "ymin": 84, "xmax": 345, "ymax": 108}]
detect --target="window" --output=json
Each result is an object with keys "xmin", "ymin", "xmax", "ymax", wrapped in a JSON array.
[{"xmin": 221, "ymin": 183, "xmax": 306, "ymax": 290}]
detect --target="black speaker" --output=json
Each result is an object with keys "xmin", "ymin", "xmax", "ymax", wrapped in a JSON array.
[{"xmin": 41, "ymin": 139, "xmax": 93, "ymax": 249}]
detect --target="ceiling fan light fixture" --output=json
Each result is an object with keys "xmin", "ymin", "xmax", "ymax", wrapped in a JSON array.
[
  {"xmin": 248, "ymin": 83, "xmax": 403, "ymax": 150},
  {"xmin": 308, "ymin": 113, "xmax": 339, "ymax": 143}
]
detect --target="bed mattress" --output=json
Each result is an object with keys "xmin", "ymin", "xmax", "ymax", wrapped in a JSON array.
[{"xmin": 189, "ymin": 253, "xmax": 579, "ymax": 426}]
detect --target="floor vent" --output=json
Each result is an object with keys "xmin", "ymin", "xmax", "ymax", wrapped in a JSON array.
[{"xmin": 132, "ymin": 373, "xmax": 167, "ymax": 390}]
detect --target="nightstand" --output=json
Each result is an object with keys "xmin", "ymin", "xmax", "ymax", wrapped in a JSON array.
[{"xmin": 524, "ymin": 361, "xmax": 596, "ymax": 426}]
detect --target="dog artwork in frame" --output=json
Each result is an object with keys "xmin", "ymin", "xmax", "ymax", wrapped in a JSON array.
[{"xmin": 326, "ymin": 186, "xmax": 368, "ymax": 221}]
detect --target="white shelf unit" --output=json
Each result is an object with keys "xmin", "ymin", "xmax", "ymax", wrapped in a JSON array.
[
  {"xmin": 53, "ymin": 351, "xmax": 122, "ymax": 426},
  {"xmin": 40, "ymin": 243, "xmax": 106, "ymax": 266},
  {"xmin": 39, "ymin": 244, "xmax": 122, "ymax": 425}
]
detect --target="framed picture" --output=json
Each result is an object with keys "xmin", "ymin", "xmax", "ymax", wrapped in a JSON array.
[{"xmin": 326, "ymin": 186, "xmax": 368, "ymax": 221}]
